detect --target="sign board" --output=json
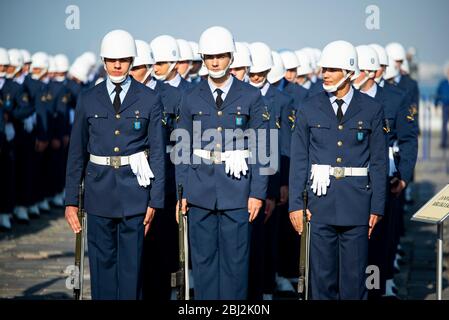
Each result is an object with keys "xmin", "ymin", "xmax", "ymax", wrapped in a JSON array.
[{"xmin": 412, "ymin": 184, "xmax": 449, "ymax": 224}]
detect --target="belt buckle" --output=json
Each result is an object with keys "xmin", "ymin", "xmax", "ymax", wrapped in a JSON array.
[
  {"xmin": 209, "ymin": 151, "xmax": 221, "ymax": 164},
  {"xmin": 110, "ymin": 156, "xmax": 121, "ymax": 168},
  {"xmin": 334, "ymin": 167, "xmax": 345, "ymax": 179}
]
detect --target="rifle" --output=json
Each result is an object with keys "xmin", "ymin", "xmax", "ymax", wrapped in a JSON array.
[
  {"xmin": 297, "ymin": 189, "xmax": 311, "ymax": 300},
  {"xmin": 73, "ymin": 181, "xmax": 87, "ymax": 300},
  {"xmin": 171, "ymin": 184, "xmax": 190, "ymax": 300}
]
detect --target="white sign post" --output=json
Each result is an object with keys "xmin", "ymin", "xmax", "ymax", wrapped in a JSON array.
[{"xmin": 411, "ymin": 184, "xmax": 449, "ymax": 300}]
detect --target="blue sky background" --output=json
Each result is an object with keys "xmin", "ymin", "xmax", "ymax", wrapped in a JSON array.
[{"xmin": 1, "ymin": 0, "xmax": 448, "ymax": 87}]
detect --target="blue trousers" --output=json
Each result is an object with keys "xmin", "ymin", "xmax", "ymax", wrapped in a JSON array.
[
  {"xmin": 310, "ymin": 222, "xmax": 369, "ymax": 300},
  {"xmin": 87, "ymin": 213, "xmax": 145, "ymax": 300},
  {"xmin": 189, "ymin": 205, "xmax": 251, "ymax": 300}
]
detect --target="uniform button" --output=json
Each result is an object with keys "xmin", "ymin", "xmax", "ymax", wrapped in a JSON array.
[
  {"xmin": 338, "ymin": 125, "xmax": 344, "ymax": 130},
  {"xmin": 217, "ymin": 111, "xmax": 223, "ymax": 116},
  {"xmin": 217, "ymin": 127, "xmax": 222, "ymax": 132},
  {"xmin": 115, "ymin": 130, "xmax": 120, "ymax": 136},
  {"xmin": 94, "ymin": 114, "xmax": 98, "ymax": 118},
  {"xmin": 199, "ymin": 111, "xmax": 203, "ymax": 115},
  {"xmin": 216, "ymin": 143, "xmax": 221, "ymax": 148},
  {"xmin": 114, "ymin": 147, "xmax": 120, "ymax": 153},
  {"xmin": 336, "ymin": 157, "xmax": 342, "ymax": 163},
  {"xmin": 337, "ymin": 141, "xmax": 343, "ymax": 147},
  {"xmin": 115, "ymin": 114, "xmax": 121, "ymax": 119}
]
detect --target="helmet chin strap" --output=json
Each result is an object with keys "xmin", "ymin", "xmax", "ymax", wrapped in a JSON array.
[
  {"xmin": 323, "ymin": 70, "xmax": 353, "ymax": 93},
  {"xmin": 205, "ymin": 54, "xmax": 234, "ymax": 79},
  {"xmin": 152, "ymin": 62, "xmax": 176, "ymax": 81}
]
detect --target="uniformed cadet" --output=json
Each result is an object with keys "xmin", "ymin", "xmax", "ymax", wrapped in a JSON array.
[
  {"xmin": 187, "ymin": 41, "xmax": 203, "ymax": 85},
  {"xmin": 302, "ymin": 47, "xmax": 324, "ymax": 95},
  {"xmin": 3, "ymin": 49, "xmax": 37, "ymax": 222},
  {"xmin": 176, "ymin": 39, "xmax": 194, "ymax": 80},
  {"xmin": 0, "ymin": 47, "xmax": 15, "ymax": 230},
  {"xmin": 435, "ymin": 65, "xmax": 449, "ymax": 148},
  {"xmin": 246, "ymin": 42, "xmax": 294, "ymax": 300},
  {"xmin": 294, "ymin": 49, "xmax": 314, "ymax": 91},
  {"xmin": 64, "ymin": 29, "xmax": 165, "ymax": 300},
  {"xmin": 150, "ymin": 35, "xmax": 192, "ymax": 93},
  {"xmin": 353, "ymin": 45, "xmax": 418, "ymax": 298},
  {"xmin": 130, "ymin": 39, "xmax": 182, "ymax": 300},
  {"xmin": 229, "ymin": 42, "xmax": 252, "ymax": 82},
  {"xmin": 175, "ymin": 26, "xmax": 268, "ymax": 300},
  {"xmin": 289, "ymin": 40, "xmax": 387, "ymax": 300}
]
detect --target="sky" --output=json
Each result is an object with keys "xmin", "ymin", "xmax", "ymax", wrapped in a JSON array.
[{"xmin": 1, "ymin": 0, "xmax": 448, "ymax": 85}]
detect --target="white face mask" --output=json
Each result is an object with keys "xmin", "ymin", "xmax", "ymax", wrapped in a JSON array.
[
  {"xmin": 207, "ymin": 55, "xmax": 233, "ymax": 79},
  {"xmin": 31, "ymin": 69, "xmax": 47, "ymax": 80},
  {"xmin": 353, "ymin": 71, "xmax": 375, "ymax": 90},
  {"xmin": 152, "ymin": 62, "xmax": 176, "ymax": 81},
  {"xmin": 0, "ymin": 71, "xmax": 5, "ymax": 77},
  {"xmin": 322, "ymin": 70, "xmax": 353, "ymax": 93},
  {"xmin": 54, "ymin": 75, "xmax": 66, "ymax": 82},
  {"xmin": 249, "ymin": 79, "xmax": 266, "ymax": 88}
]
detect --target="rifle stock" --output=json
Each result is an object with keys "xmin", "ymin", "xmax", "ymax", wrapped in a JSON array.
[
  {"xmin": 171, "ymin": 184, "xmax": 189, "ymax": 300},
  {"xmin": 73, "ymin": 181, "xmax": 86, "ymax": 300},
  {"xmin": 298, "ymin": 189, "xmax": 310, "ymax": 300}
]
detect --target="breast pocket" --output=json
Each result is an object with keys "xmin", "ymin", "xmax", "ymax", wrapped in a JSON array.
[
  {"xmin": 87, "ymin": 112, "xmax": 108, "ymax": 135},
  {"xmin": 191, "ymin": 108, "xmax": 211, "ymax": 131},
  {"xmin": 229, "ymin": 105, "xmax": 250, "ymax": 129},
  {"xmin": 309, "ymin": 121, "xmax": 331, "ymax": 145},
  {"xmin": 349, "ymin": 120, "xmax": 372, "ymax": 143},
  {"xmin": 125, "ymin": 114, "xmax": 149, "ymax": 133}
]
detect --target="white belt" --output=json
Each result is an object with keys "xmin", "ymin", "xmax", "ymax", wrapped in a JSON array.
[
  {"xmin": 329, "ymin": 166, "xmax": 368, "ymax": 179},
  {"xmin": 89, "ymin": 151, "xmax": 148, "ymax": 168},
  {"xmin": 193, "ymin": 149, "xmax": 250, "ymax": 164}
]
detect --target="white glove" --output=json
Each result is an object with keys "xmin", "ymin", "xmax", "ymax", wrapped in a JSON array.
[
  {"xmin": 310, "ymin": 164, "xmax": 330, "ymax": 196},
  {"xmin": 224, "ymin": 150, "xmax": 248, "ymax": 179},
  {"xmin": 388, "ymin": 147, "xmax": 398, "ymax": 176},
  {"xmin": 129, "ymin": 151, "xmax": 154, "ymax": 187},
  {"xmin": 5, "ymin": 123, "xmax": 15, "ymax": 142},
  {"xmin": 23, "ymin": 115, "xmax": 35, "ymax": 133}
]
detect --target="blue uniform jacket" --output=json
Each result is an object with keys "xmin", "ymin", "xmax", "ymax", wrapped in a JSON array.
[
  {"xmin": 175, "ymin": 77, "xmax": 269, "ymax": 210},
  {"xmin": 65, "ymin": 78, "xmax": 166, "ymax": 217},
  {"xmin": 289, "ymin": 90, "xmax": 387, "ymax": 226}
]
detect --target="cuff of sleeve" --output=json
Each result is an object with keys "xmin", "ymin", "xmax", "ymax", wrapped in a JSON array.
[
  {"xmin": 149, "ymin": 198, "xmax": 164, "ymax": 209},
  {"xmin": 64, "ymin": 186, "xmax": 79, "ymax": 206}
]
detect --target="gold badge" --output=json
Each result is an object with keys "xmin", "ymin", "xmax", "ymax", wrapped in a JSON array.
[
  {"xmin": 383, "ymin": 118, "xmax": 391, "ymax": 133},
  {"xmin": 288, "ymin": 110, "xmax": 296, "ymax": 130},
  {"xmin": 262, "ymin": 106, "xmax": 270, "ymax": 121},
  {"xmin": 275, "ymin": 117, "xmax": 281, "ymax": 129},
  {"xmin": 22, "ymin": 93, "xmax": 29, "ymax": 103},
  {"xmin": 46, "ymin": 94, "xmax": 53, "ymax": 101}
]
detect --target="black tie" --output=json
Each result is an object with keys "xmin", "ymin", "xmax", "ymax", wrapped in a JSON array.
[
  {"xmin": 215, "ymin": 88, "xmax": 223, "ymax": 109},
  {"xmin": 113, "ymin": 84, "xmax": 122, "ymax": 113},
  {"xmin": 335, "ymin": 99, "xmax": 344, "ymax": 123}
]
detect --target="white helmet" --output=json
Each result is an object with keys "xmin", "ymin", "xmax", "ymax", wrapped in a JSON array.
[
  {"xmin": 188, "ymin": 41, "xmax": 202, "ymax": 61},
  {"xmin": 20, "ymin": 49, "xmax": 31, "ymax": 64},
  {"xmin": 356, "ymin": 45, "xmax": 380, "ymax": 71},
  {"xmin": 369, "ymin": 44, "xmax": 389, "ymax": 66},
  {"xmin": 6, "ymin": 49, "xmax": 24, "ymax": 78},
  {"xmin": 318, "ymin": 40, "xmax": 357, "ymax": 71},
  {"xmin": 384, "ymin": 56, "xmax": 399, "ymax": 80},
  {"xmin": 268, "ymin": 51, "xmax": 285, "ymax": 84},
  {"xmin": 0, "ymin": 48, "xmax": 10, "ymax": 77},
  {"xmin": 198, "ymin": 26, "xmax": 235, "ymax": 79},
  {"xmin": 230, "ymin": 42, "xmax": 252, "ymax": 69},
  {"xmin": 401, "ymin": 58, "xmax": 410, "ymax": 74},
  {"xmin": 176, "ymin": 39, "xmax": 193, "ymax": 61},
  {"xmin": 69, "ymin": 58, "xmax": 90, "ymax": 83},
  {"xmin": 301, "ymin": 47, "xmax": 318, "ymax": 72},
  {"xmin": 80, "ymin": 51, "xmax": 97, "ymax": 67},
  {"xmin": 30, "ymin": 51, "xmax": 49, "ymax": 80},
  {"xmin": 279, "ymin": 50, "xmax": 299, "ymax": 70},
  {"xmin": 198, "ymin": 26, "xmax": 235, "ymax": 55},
  {"xmin": 100, "ymin": 29, "xmax": 136, "ymax": 60},
  {"xmin": 134, "ymin": 40, "xmax": 154, "ymax": 67},
  {"xmin": 385, "ymin": 42, "xmax": 406, "ymax": 61},
  {"xmin": 48, "ymin": 56, "xmax": 58, "ymax": 73},
  {"xmin": 150, "ymin": 35, "xmax": 180, "ymax": 62},
  {"xmin": 318, "ymin": 40, "xmax": 357, "ymax": 92},
  {"xmin": 249, "ymin": 42, "xmax": 272, "ymax": 73},
  {"xmin": 353, "ymin": 45, "xmax": 380, "ymax": 89},
  {"xmin": 295, "ymin": 50, "xmax": 313, "ymax": 76},
  {"xmin": 101, "ymin": 30, "xmax": 136, "ymax": 83},
  {"xmin": 54, "ymin": 54, "xmax": 70, "ymax": 73}
]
